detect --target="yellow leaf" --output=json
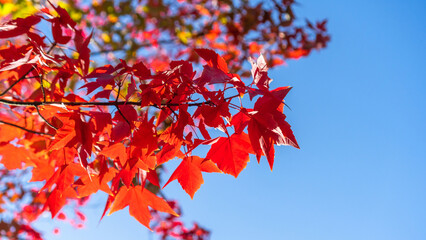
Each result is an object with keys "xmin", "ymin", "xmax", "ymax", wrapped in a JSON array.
[
  {"xmin": 177, "ymin": 30, "xmax": 192, "ymax": 44},
  {"xmin": 0, "ymin": 3, "xmax": 15, "ymax": 17}
]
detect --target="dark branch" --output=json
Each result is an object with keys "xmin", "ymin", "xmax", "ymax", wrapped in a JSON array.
[
  {"xmin": 0, "ymin": 66, "xmax": 36, "ymax": 97},
  {"xmin": 0, "ymin": 42, "xmax": 57, "ymax": 97},
  {"xmin": 0, "ymin": 91, "xmax": 247, "ymax": 110},
  {"xmin": 39, "ymin": 75, "xmax": 46, "ymax": 102},
  {"xmin": 0, "ymin": 98, "xmax": 214, "ymax": 107},
  {"xmin": 0, "ymin": 120, "xmax": 54, "ymax": 137},
  {"xmin": 116, "ymin": 106, "xmax": 131, "ymax": 127},
  {"xmin": 115, "ymin": 83, "xmax": 131, "ymax": 127},
  {"xmin": 35, "ymin": 106, "xmax": 58, "ymax": 130}
]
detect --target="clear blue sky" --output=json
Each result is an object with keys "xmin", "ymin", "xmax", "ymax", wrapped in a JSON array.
[{"xmin": 35, "ymin": 0, "xmax": 426, "ymax": 239}]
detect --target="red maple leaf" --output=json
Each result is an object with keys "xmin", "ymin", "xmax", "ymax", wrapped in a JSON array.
[
  {"xmin": 163, "ymin": 156, "xmax": 221, "ymax": 199},
  {"xmin": 0, "ymin": 15, "xmax": 41, "ymax": 39},
  {"xmin": 109, "ymin": 185, "xmax": 178, "ymax": 229},
  {"xmin": 247, "ymin": 87, "xmax": 299, "ymax": 169},
  {"xmin": 206, "ymin": 133, "xmax": 253, "ymax": 178}
]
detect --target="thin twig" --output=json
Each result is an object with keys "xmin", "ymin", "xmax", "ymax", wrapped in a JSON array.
[
  {"xmin": 116, "ymin": 104, "xmax": 132, "ymax": 127},
  {"xmin": 0, "ymin": 98, "xmax": 215, "ymax": 107},
  {"xmin": 115, "ymin": 83, "xmax": 131, "ymax": 127},
  {"xmin": 0, "ymin": 42, "xmax": 57, "ymax": 97},
  {"xmin": 39, "ymin": 75, "xmax": 46, "ymax": 102},
  {"xmin": 0, "ymin": 90, "xmax": 247, "ymax": 110},
  {"xmin": 22, "ymin": 75, "xmax": 42, "ymax": 80},
  {"xmin": 284, "ymin": 102, "xmax": 292, "ymax": 111},
  {"xmin": 166, "ymin": 105, "xmax": 179, "ymax": 119},
  {"xmin": 0, "ymin": 67, "xmax": 36, "ymax": 97},
  {"xmin": 0, "ymin": 120, "xmax": 54, "ymax": 137},
  {"xmin": 115, "ymin": 81, "xmax": 122, "ymax": 102},
  {"xmin": 35, "ymin": 106, "xmax": 58, "ymax": 130}
]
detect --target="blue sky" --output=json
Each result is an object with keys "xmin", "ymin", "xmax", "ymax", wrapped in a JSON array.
[{"xmin": 35, "ymin": 0, "xmax": 426, "ymax": 239}]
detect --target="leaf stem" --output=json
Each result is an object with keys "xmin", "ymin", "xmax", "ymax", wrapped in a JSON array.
[{"xmin": 35, "ymin": 106, "xmax": 58, "ymax": 130}]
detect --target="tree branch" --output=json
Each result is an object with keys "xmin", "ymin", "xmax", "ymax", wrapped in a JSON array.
[
  {"xmin": 0, "ymin": 66, "xmax": 36, "ymax": 97},
  {"xmin": 0, "ymin": 98, "xmax": 214, "ymax": 107},
  {"xmin": 114, "ymin": 83, "xmax": 131, "ymax": 127},
  {"xmin": 35, "ymin": 106, "xmax": 58, "ymax": 130},
  {"xmin": 0, "ymin": 91, "xmax": 247, "ymax": 110},
  {"xmin": 0, "ymin": 120, "xmax": 54, "ymax": 137},
  {"xmin": 39, "ymin": 75, "xmax": 46, "ymax": 102}
]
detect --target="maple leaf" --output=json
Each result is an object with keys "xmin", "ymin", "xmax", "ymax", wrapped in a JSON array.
[
  {"xmin": 0, "ymin": 144, "xmax": 32, "ymax": 170},
  {"xmin": 42, "ymin": 163, "xmax": 86, "ymax": 217},
  {"xmin": 194, "ymin": 48, "xmax": 229, "ymax": 73},
  {"xmin": 147, "ymin": 169, "xmax": 160, "ymax": 187},
  {"xmin": 43, "ymin": 2, "xmax": 76, "ymax": 45},
  {"xmin": 230, "ymin": 108, "xmax": 251, "ymax": 134},
  {"xmin": 49, "ymin": 121, "xmax": 77, "ymax": 151},
  {"xmin": 47, "ymin": 0, "xmax": 77, "ymax": 29},
  {"xmin": 247, "ymin": 88, "xmax": 299, "ymax": 170},
  {"xmin": 74, "ymin": 30, "xmax": 92, "ymax": 75},
  {"xmin": 29, "ymin": 154, "xmax": 56, "ymax": 182},
  {"xmin": 111, "ymin": 121, "xmax": 131, "ymax": 142},
  {"xmin": 99, "ymin": 143, "xmax": 128, "ymax": 166},
  {"xmin": 249, "ymin": 54, "xmax": 272, "ymax": 91},
  {"xmin": 0, "ymin": 49, "xmax": 37, "ymax": 72},
  {"xmin": 74, "ymin": 119, "xmax": 93, "ymax": 169},
  {"xmin": 92, "ymin": 89, "xmax": 112, "ymax": 100},
  {"xmin": 112, "ymin": 105, "xmax": 138, "ymax": 129},
  {"xmin": 254, "ymin": 86, "xmax": 292, "ymax": 112},
  {"xmin": 193, "ymin": 101, "xmax": 231, "ymax": 128},
  {"xmin": 89, "ymin": 111, "xmax": 112, "ymax": 132},
  {"xmin": 198, "ymin": 118, "xmax": 211, "ymax": 139},
  {"xmin": 45, "ymin": 187, "xmax": 76, "ymax": 218},
  {"xmin": 194, "ymin": 49, "xmax": 245, "ymax": 91},
  {"xmin": 206, "ymin": 133, "xmax": 253, "ymax": 178},
  {"xmin": 131, "ymin": 116, "xmax": 159, "ymax": 160},
  {"xmin": 0, "ymin": 122, "xmax": 24, "ymax": 142},
  {"xmin": 196, "ymin": 65, "xmax": 231, "ymax": 86},
  {"xmin": 163, "ymin": 156, "xmax": 221, "ymax": 199},
  {"xmin": 194, "ymin": 48, "xmax": 230, "ymax": 86},
  {"xmin": 49, "ymin": 112, "xmax": 93, "ymax": 169},
  {"xmin": 247, "ymin": 112, "xmax": 277, "ymax": 169},
  {"xmin": 51, "ymin": 18, "xmax": 71, "ymax": 44},
  {"xmin": 74, "ymin": 167, "xmax": 116, "ymax": 197},
  {"xmin": 109, "ymin": 186, "xmax": 178, "ymax": 229},
  {"xmin": 270, "ymin": 110, "xmax": 299, "ymax": 149},
  {"xmin": 132, "ymin": 61, "xmax": 151, "ymax": 79},
  {"xmin": 79, "ymin": 75, "xmax": 114, "ymax": 95},
  {"xmin": 0, "ymin": 15, "xmax": 41, "ymax": 39}
]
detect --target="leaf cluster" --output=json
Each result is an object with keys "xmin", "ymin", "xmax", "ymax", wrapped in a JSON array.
[{"xmin": 0, "ymin": 1, "xmax": 329, "ymax": 238}]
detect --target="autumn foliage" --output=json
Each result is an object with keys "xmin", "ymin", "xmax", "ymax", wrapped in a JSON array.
[{"xmin": 0, "ymin": 0, "xmax": 329, "ymax": 239}]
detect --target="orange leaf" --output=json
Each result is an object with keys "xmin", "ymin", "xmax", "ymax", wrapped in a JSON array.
[
  {"xmin": 99, "ymin": 143, "xmax": 127, "ymax": 166},
  {"xmin": 0, "ymin": 124, "xmax": 24, "ymax": 142},
  {"xmin": 163, "ymin": 156, "xmax": 221, "ymax": 199},
  {"xmin": 49, "ymin": 121, "xmax": 77, "ymax": 151},
  {"xmin": 0, "ymin": 144, "xmax": 31, "ymax": 170},
  {"xmin": 109, "ymin": 186, "xmax": 178, "ymax": 229}
]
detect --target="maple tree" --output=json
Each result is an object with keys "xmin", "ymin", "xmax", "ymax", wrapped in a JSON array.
[{"xmin": 0, "ymin": 0, "xmax": 329, "ymax": 239}]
